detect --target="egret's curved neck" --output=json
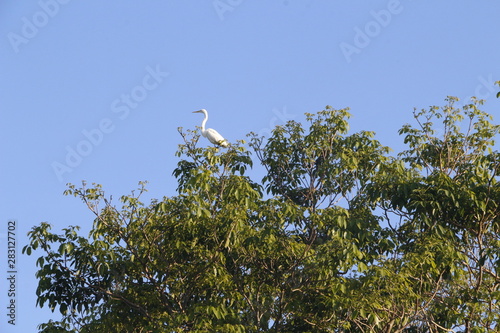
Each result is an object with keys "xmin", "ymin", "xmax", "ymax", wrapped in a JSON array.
[{"xmin": 200, "ymin": 110, "xmax": 208, "ymax": 131}]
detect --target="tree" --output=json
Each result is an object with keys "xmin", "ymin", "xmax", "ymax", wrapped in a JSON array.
[{"xmin": 24, "ymin": 99, "xmax": 500, "ymax": 332}]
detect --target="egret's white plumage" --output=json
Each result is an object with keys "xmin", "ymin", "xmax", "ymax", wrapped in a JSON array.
[{"xmin": 192, "ymin": 109, "xmax": 229, "ymax": 147}]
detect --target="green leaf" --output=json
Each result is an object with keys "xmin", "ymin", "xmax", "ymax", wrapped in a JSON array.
[{"xmin": 26, "ymin": 103, "xmax": 500, "ymax": 332}]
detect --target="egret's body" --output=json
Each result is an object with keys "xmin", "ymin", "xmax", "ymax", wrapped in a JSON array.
[{"xmin": 192, "ymin": 109, "xmax": 229, "ymax": 147}]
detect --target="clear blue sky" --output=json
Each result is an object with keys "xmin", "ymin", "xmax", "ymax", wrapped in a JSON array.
[{"xmin": 1, "ymin": 1, "xmax": 499, "ymax": 331}]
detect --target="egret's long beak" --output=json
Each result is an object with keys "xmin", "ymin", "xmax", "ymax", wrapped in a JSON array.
[{"xmin": 192, "ymin": 110, "xmax": 201, "ymax": 113}]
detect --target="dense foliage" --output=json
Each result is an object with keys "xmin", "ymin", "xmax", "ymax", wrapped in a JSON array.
[{"xmin": 24, "ymin": 97, "xmax": 500, "ymax": 332}]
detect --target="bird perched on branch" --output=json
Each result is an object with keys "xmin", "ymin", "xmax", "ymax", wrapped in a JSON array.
[{"xmin": 192, "ymin": 109, "xmax": 229, "ymax": 147}]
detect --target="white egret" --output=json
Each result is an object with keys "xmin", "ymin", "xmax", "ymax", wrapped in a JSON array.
[{"xmin": 192, "ymin": 109, "xmax": 229, "ymax": 147}]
